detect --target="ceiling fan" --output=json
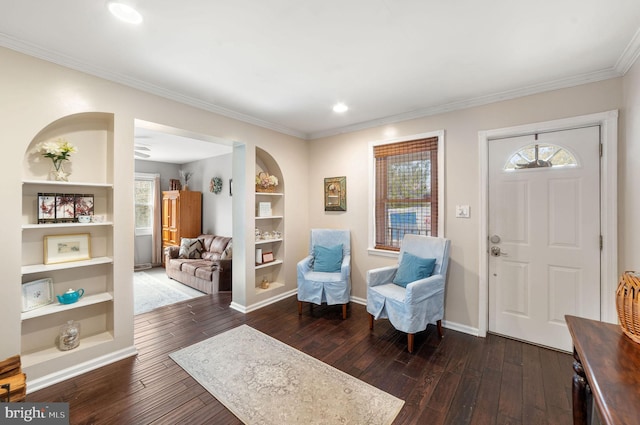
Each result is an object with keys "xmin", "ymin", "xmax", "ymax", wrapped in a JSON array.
[{"xmin": 134, "ymin": 143, "xmax": 151, "ymax": 159}]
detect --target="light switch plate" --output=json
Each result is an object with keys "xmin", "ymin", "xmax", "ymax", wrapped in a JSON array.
[{"xmin": 456, "ymin": 205, "xmax": 470, "ymax": 218}]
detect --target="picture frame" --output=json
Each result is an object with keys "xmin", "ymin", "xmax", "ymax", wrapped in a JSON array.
[
  {"xmin": 37, "ymin": 192, "xmax": 56, "ymax": 224},
  {"xmin": 55, "ymin": 193, "xmax": 76, "ymax": 223},
  {"xmin": 44, "ymin": 233, "xmax": 91, "ymax": 265},
  {"xmin": 74, "ymin": 194, "xmax": 94, "ymax": 219},
  {"xmin": 262, "ymin": 251, "xmax": 274, "ymax": 263},
  {"xmin": 258, "ymin": 202, "xmax": 272, "ymax": 217},
  {"xmin": 324, "ymin": 176, "xmax": 347, "ymax": 211},
  {"xmin": 22, "ymin": 278, "xmax": 54, "ymax": 312}
]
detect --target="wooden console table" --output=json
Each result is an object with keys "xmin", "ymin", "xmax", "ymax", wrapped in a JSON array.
[{"xmin": 566, "ymin": 315, "xmax": 640, "ymax": 425}]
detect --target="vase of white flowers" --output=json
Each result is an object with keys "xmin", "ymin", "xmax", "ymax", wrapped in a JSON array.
[{"xmin": 34, "ymin": 138, "xmax": 77, "ymax": 181}]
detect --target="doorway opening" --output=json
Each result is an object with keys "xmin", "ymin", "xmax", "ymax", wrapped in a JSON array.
[{"xmin": 133, "ymin": 119, "xmax": 234, "ymax": 314}]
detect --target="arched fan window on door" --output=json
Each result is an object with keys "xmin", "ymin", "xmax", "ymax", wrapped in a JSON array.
[{"xmin": 504, "ymin": 143, "xmax": 578, "ymax": 171}]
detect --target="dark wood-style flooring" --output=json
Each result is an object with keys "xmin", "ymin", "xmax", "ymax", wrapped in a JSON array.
[{"xmin": 29, "ymin": 293, "xmax": 574, "ymax": 424}]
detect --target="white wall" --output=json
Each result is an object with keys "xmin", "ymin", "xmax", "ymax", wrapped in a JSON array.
[
  {"xmin": 308, "ymin": 78, "xmax": 624, "ymax": 331},
  {"xmin": 182, "ymin": 153, "xmax": 233, "ymax": 236},
  {"xmin": 622, "ymin": 61, "xmax": 640, "ymax": 272}
]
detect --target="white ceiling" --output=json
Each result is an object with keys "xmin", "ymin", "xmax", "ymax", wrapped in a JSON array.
[
  {"xmin": 2, "ymin": 0, "xmax": 640, "ymax": 143},
  {"xmin": 134, "ymin": 125, "xmax": 233, "ymax": 164}
]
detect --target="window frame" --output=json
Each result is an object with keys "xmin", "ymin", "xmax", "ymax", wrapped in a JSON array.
[
  {"xmin": 134, "ymin": 172, "xmax": 157, "ymax": 237},
  {"xmin": 368, "ymin": 130, "xmax": 445, "ymax": 257}
]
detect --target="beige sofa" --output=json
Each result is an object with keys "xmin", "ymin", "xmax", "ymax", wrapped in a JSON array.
[{"xmin": 165, "ymin": 234, "xmax": 232, "ymax": 294}]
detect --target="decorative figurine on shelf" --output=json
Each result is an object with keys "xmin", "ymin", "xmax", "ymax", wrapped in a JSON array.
[
  {"xmin": 260, "ymin": 278, "xmax": 270, "ymax": 289},
  {"xmin": 33, "ymin": 137, "xmax": 78, "ymax": 182},
  {"xmin": 57, "ymin": 320, "xmax": 81, "ymax": 351},
  {"xmin": 56, "ymin": 288, "xmax": 85, "ymax": 305}
]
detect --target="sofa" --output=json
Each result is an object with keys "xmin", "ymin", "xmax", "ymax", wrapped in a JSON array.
[{"xmin": 165, "ymin": 234, "xmax": 232, "ymax": 294}]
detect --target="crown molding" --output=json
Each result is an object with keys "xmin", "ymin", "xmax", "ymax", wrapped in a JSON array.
[
  {"xmin": 615, "ymin": 27, "xmax": 640, "ymax": 74},
  {"xmin": 0, "ymin": 33, "xmax": 308, "ymax": 140},
  {"xmin": 2, "ymin": 32, "xmax": 637, "ymax": 142},
  {"xmin": 308, "ymin": 67, "xmax": 623, "ymax": 140}
]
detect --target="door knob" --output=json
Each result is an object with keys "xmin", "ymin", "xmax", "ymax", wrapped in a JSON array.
[{"xmin": 490, "ymin": 246, "xmax": 507, "ymax": 257}]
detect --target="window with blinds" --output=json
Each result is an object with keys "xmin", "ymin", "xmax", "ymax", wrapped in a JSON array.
[{"xmin": 374, "ymin": 137, "xmax": 438, "ymax": 251}]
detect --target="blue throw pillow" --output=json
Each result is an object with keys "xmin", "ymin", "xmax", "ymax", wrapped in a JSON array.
[
  {"xmin": 313, "ymin": 244, "xmax": 343, "ymax": 272},
  {"xmin": 392, "ymin": 252, "xmax": 436, "ymax": 287}
]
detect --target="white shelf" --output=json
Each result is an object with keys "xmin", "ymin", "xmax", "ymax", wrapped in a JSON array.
[
  {"xmin": 22, "ymin": 222, "xmax": 113, "ymax": 230},
  {"xmin": 21, "ymin": 331, "xmax": 115, "ymax": 368},
  {"xmin": 21, "ymin": 292, "xmax": 113, "ymax": 321},
  {"xmin": 255, "ymin": 238, "xmax": 283, "ymax": 245},
  {"xmin": 255, "ymin": 259, "xmax": 283, "ymax": 270},
  {"xmin": 255, "ymin": 215, "xmax": 283, "ymax": 220},
  {"xmin": 255, "ymin": 192, "xmax": 283, "ymax": 196},
  {"xmin": 22, "ymin": 180, "xmax": 113, "ymax": 188},
  {"xmin": 22, "ymin": 257, "xmax": 113, "ymax": 275},
  {"xmin": 255, "ymin": 281, "xmax": 285, "ymax": 295}
]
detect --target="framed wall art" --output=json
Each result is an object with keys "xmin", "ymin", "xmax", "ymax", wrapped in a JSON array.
[
  {"xmin": 324, "ymin": 176, "xmax": 346, "ymax": 211},
  {"xmin": 44, "ymin": 233, "xmax": 91, "ymax": 265}
]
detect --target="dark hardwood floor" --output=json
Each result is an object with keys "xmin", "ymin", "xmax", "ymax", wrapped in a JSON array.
[{"xmin": 28, "ymin": 293, "xmax": 574, "ymax": 424}]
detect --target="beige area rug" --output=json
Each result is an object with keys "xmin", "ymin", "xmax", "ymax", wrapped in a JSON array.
[
  {"xmin": 133, "ymin": 270, "xmax": 204, "ymax": 315},
  {"xmin": 169, "ymin": 325, "xmax": 404, "ymax": 425}
]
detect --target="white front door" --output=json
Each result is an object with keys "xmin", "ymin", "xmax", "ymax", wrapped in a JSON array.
[{"xmin": 488, "ymin": 126, "xmax": 601, "ymax": 352}]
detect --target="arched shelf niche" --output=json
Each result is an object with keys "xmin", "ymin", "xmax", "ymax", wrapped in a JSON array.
[
  {"xmin": 254, "ymin": 147, "xmax": 285, "ymax": 295},
  {"xmin": 23, "ymin": 112, "xmax": 114, "ymax": 184},
  {"xmin": 19, "ymin": 111, "xmax": 124, "ymax": 386}
]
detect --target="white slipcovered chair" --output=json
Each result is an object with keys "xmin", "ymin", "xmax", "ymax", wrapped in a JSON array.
[
  {"xmin": 297, "ymin": 229, "xmax": 351, "ymax": 319},
  {"xmin": 367, "ymin": 234, "xmax": 451, "ymax": 353}
]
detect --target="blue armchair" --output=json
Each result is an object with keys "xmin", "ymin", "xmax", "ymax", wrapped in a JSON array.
[
  {"xmin": 297, "ymin": 229, "xmax": 351, "ymax": 319},
  {"xmin": 367, "ymin": 234, "xmax": 451, "ymax": 352}
]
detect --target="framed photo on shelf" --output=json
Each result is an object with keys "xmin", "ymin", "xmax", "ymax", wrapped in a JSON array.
[
  {"xmin": 262, "ymin": 251, "xmax": 274, "ymax": 263},
  {"xmin": 55, "ymin": 193, "xmax": 76, "ymax": 223},
  {"xmin": 37, "ymin": 192, "xmax": 56, "ymax": 224},
  {"xmin": 22, "ymin": 278, "xmax": 54, "ymax": 312},
  {"xmin": 74, "ymin": 194, "xmax": 94, "ymax": 219},
  {"xmin": 324, "ymin": 176, "xmax": 347, "ymax": 211},
  {"xmin": 44, "ymin": 233, "xmax": 91, "ymax": 265}
]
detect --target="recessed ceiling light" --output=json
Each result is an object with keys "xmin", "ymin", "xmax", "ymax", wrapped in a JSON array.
[
  {"xmin": 107, "ymin": 1, "xmax": 143, "ymax": 24},
  {"xmin": 333, "ymin": 102, "xmax": 349, "ymax": 113}
]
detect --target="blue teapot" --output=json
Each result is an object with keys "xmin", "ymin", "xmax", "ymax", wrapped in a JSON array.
[{"xmin": 57, "ymin": 288, "xmax": 85, "ymax": 305}]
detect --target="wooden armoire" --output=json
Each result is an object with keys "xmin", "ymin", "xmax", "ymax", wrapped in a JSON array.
[{"xmin": 162, "ymin": 190, "xmax": 202, "ymax": 261}]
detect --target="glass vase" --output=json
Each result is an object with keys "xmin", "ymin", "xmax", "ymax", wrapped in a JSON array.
[
  {"xmin": 57, "ymin": 320, "xmax": 81, "ymax": 351},
  {"xmin": 50, "ymin": 161, "xmax": 70, "ymax": 182}
]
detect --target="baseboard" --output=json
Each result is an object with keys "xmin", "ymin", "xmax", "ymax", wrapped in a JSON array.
[
  {"xmin": 442, "ymin": 320, "xmax": 480, "ymax": 337},
  {"xmin": 26, "ymin": 346, "xmax": 138, "ymax": 394},
  {"xmin": 350, "ymin": 296, "xmax": 367, "ymax": 306},
  {"xmin": 230, "ymin": 293, "xmax": 480, "ymax": 338},
  {"xmin": 230, "ymin": 289, "xmax": 298, "ymax": 314}
]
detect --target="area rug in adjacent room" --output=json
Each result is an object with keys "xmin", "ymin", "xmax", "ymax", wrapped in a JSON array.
[
  {"xmin": 170, "ymin": 325, "xmax": 404, "ymax": 425},
  {"xmin": 133, "ymin": 270, "xmax": 204, "ymax": 314}
]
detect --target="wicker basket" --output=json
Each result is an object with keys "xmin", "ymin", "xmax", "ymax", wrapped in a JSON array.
[
  {"xmin": 255, "ymin": 184, "xmax": 276, "ymax": 193},
  {"xmin": 616, "ymin": 271, "xmax": 640, "ymax": 343}
]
